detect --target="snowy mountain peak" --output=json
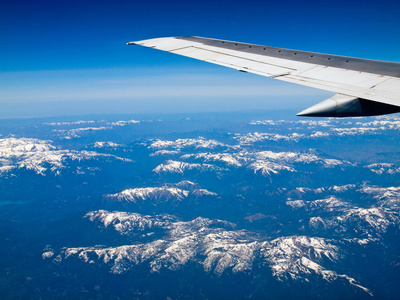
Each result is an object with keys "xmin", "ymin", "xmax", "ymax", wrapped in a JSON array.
[
  {"xmin": 106, "ymin": 187, "xmax": 190, "ymax": 203},
  {"xmin": 153, "ymin": 160, "xmax": 221, "ymax": 174},
  {"xmin": 149, "ymin": 137, "xmax": 225, "ymax": 150},
  {"xmin": 106, "ymin": 182, "xmax": 217, "ymax": 203}
]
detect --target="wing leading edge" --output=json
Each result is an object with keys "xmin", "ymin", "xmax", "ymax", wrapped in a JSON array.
[{"xmin": 128, "ymin": 36, "xmax": 400, "ymax": 117}]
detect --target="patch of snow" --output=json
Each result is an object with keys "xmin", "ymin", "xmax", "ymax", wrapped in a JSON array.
[
  {"xmin": 93, "ymin": 141, "xmax": 123, "ymax": 148},
  {"xmin": 109, "ymin": 120, "xmax": 140, "ymax": 126},
  {"xmin": 106, "ymin": 187, "xmax": 190, "ymax": 203},
  {"xmin": 153, "ymin": 160, "xmax": 221, "ymax": 174},
  {"xmin": 365, "ymin": 163, "xmax": 400, "ymax": 175},
  {"xmin": 149, "ymin": 137, "xmax": 225, "ymax": 150},
  {"xmin": 150, "ymin": 150, "xmax": 180, "ymax": 156}
]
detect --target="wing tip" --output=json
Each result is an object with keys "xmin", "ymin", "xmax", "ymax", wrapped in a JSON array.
[
  {"xmin": 126, "ymin": 36, "xmax": 199, "ymax": 45},
  {"xmin": 126, "ymin": 36, "xmax": 199, "ymax": 47}
]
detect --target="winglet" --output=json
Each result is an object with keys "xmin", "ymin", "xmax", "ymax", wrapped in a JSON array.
[{"xmin": 126, "ymin": 41, "xmax": 136, "ymax": 45}]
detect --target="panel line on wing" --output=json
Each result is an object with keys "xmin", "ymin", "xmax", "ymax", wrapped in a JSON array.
[
  {"xmin": 171, "ymin": 46, "xmax": 297, "ymax": 77},
  {"xmin": 204, "ymin": 59, "xmax": 274, "ymax": 76},
  {"xmin": 191, "ymin": 46, "xmax": 298, "ymax": 71}
]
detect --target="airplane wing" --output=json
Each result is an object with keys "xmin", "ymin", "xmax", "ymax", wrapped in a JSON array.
[{"xmin": 127, "ymin": 36, "xmax": 400, "ymax": 117}]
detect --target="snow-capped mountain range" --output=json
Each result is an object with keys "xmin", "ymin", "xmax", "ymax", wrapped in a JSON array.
[
  {"xmin": 156, "ymin": 148, "xmax": 350, "ymax": 176},
  {"xmin": 248, "ymin": 116, "xmax": 400, "ymax": 139},
  {"xmin": 4, "ymin": 113, "xmax": 400, "ymax": 298},
  {"xmin": 106, "ymin": 182, "xmax": 217, "ymax": 203},
  {"xmin": 153, "ymin": 160, "xmax": 223, "ymax": 174},
  {"xmin": 149, "ymin": 137, "xmax": 225, "ymax": 150},
  {"xmin": 0, "ymin": 137, "xmax": 131, "ymax": 175},
  {"xmin": 286, "ymin": 184, "xmax": 400, "ymax": 241},
  {"xmin": 48, "ymin": 210, "xmax": 372, "ymax": 296},
  {"xmin": 45, "ymin": 119, "xmax": 140, "ymax": 139}
]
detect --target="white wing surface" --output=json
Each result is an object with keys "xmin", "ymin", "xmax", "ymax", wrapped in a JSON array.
[{"xmin": 128, "ymin": 36, "xmax": 400, "ymax": 117}]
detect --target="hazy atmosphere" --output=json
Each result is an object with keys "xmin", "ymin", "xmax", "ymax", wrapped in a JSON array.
[{"xmin": 1, "ymin": 0, "xmax": 399, "ymax": 118}]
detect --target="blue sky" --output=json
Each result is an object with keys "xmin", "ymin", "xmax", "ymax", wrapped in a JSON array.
[{"xmin": 1, "ymin": 0, "xmax": 399, "ymax": 118}]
